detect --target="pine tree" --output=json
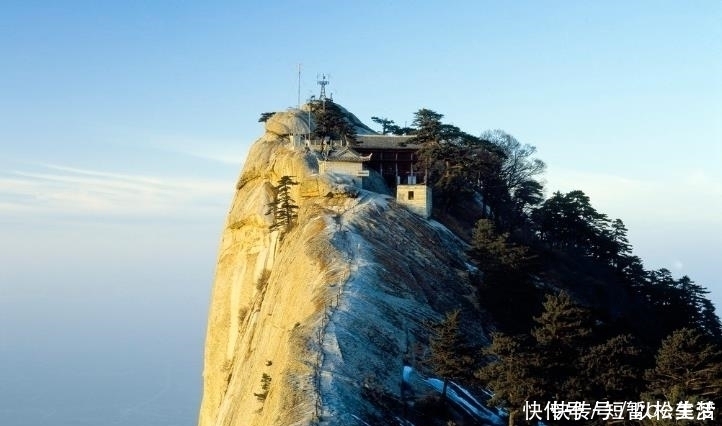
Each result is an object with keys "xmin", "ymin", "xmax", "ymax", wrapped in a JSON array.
[
  {"xmin": 676, "ymin": 276, "xmax": 722, "ymax": 339},
  {"xmin": 532, "ymin": 292, "xmax": 592, "ymax": 346},
  {"xmin": 310, "ymin": 101, "xmax": 357, "ymax": 143},
  {"xmin": 638, "ymin": 271, "xmax": 722, "ymax": 341},
  {"xmin": 609, "ymin": 218, "xmax": 632, "ymax": 267},
  {"xmin": 532, "ymin": 190, "xmax": 610, "ymax": 255},
  {"xmin": 531, "ymin": 292, "xmax": 593, "ymax": 401},
  {"xmin": 698, "ymin": 298, "xmax": 722, "ymax": 341},
  {"xmin": 479, "ymin": 294, "xmax": 646, "ymax": 425},
  {"xmin": 578, "ymin": 334, "xmax": 643, "ymax": 402},
  {"xmin": 258, "ymin": 112, "xmax": 275, "ymax": 122},
  {"xmin": 267, "ymin": 176, "xmax": 299, "ymax": 234},
  {"xmin": 644, "ymin": 328, "xmax": 722, "ymax": 411},
  {"xmin": 426, "ymin": 310, "xmax": 473, "ymax": 400},
  {"xmin": 410, "ymin": 108, "xmax": 444, "ymax": 143},
  {"xmin": 476, "ymin": 332, "xmax": 545, "ymax": 426},
  {"xmin": 254, "ymin": 373, "xmax": 272, "ymax": 402},
  {"xmin": 471, "ymin": 219, "xmax": 528, "ymax": 271},
  {"xmin": 470, "ymin": 218, "xmax": 538, "ymax": 333},
  {"xmin": 370, "ymin": 116, "xmax": 397, "ymax": 135}
]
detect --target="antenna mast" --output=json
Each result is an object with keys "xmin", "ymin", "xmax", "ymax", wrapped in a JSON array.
[
  {"xmin": 317, "ymin": 73, "xmax": 329, "ymax": 111},
  {"xmin": 297, "ymin": 64, "xmax": 302, "ymax": 109}
]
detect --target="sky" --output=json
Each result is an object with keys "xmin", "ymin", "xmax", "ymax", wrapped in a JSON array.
[{"xmin": 1, "ymin": 2, "xmax": 720, "ymax": 425}]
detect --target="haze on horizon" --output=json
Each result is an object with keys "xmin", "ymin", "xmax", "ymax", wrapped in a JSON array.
[{"xmin": 0, "ymin": 2, "xmax": 720, "ymax": 425}]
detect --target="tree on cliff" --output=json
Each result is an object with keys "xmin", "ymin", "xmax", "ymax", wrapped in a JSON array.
[
  {"xmin": 409, "ymin": 108, "xmax": 444, "ymax": 143},
  {"xmin": 578, "ymin": 333, "xmax": 643, "ymax": 404},
  {"xmin": 471, "ymin": 219, "xmax": 528, "ymax": 271},
  {"xmin": 258, "ymin": 112, "xmax": 275, "ymax": 122},
  {"xmin": 470, "ymin": 218, "xmax": 538, "ymax": 333},
  {"xmin": 426, "ymin": 310, "xmax": 473, "ymax": 401},
  {"xmin": 476, "ymin": 333, "xmax": 545, "ymax": 426},
  {"xmin": 407, "ymin": 108, "xmax": 504, "ymax": 211},
  {"xmin": 267, "ymin": 176, "xmax": 299, "ymax": 233},
  {"xmin": 531, "ymin": 292, "xmax": 594, "ymax": 401},
  {"xmin": 481, "ymin": 130, "xmax": 546, "ymax": 199},
  {"xmin": 310, "ymin": 101, "xmax": 357, "ymax": 143},
  {"xmin": 643, "ymin": 328, "xmax": 722, "ymax": 410},
  {"xmin": 371, "ymin": 116, "xmax": 398, "ymax": 135},
  {"xmin": 478, "ymin": 293, "xmax": 645, "ymax": 426}
]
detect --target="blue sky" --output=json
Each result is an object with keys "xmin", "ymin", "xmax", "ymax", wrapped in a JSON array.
[{"xmin": 0, "ymin": 2, "xmax": 720, "ymax": 423}]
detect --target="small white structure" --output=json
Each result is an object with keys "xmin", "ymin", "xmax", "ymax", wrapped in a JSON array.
[
  {"xmin": 318, "ymin": 146, "xmax": 371, "ymax": 186},
  {"xmin": 396, "ymin": 182, "xmax": 432, "ymax": 218},
  {"xmin": 288, "ymin": 134, "xmax": 309, "ymax": 150}
]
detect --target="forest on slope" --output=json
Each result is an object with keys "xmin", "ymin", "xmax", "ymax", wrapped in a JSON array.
[{"xmin": 299, "ymin": 102, "xmax": 722, "ymax": 425}]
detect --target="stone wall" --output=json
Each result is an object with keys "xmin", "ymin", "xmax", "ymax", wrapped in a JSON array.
[{"xmin": 396, "ymin": 184, "xmax": 432, "ymax": 218}]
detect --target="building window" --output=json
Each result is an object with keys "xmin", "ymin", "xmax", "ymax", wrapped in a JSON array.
[{"xmin": 408, "ymin": 191, "xmax": 414, "ymax": 200}]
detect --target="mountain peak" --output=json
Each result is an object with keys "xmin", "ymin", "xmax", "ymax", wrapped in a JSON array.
[{"xmin": 197, "ymin": 107, "xmax": 485, "ymax": 425}]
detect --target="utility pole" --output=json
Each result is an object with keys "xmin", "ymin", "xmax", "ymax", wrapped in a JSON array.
[{"xmin": 297, "ymin": 64, "xmax": 301, "ymax": 109}]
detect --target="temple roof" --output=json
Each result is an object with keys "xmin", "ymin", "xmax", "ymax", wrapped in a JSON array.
[
  {"xmin": 325, "ymin": 146, "xmax": 372, "ymax": 162},
  {"xmin": 354, "ymin": 135, "xmax": 417, "ymax": 150}
]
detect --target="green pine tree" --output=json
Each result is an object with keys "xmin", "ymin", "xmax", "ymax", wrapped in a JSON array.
[
  {"xmin": 532, "ymin": 292, "xmax": 592, "ymax": 345},
  {"xmin": 578, "ymin": 333, "xmax": 643, "ymax": 403},
  {"xmin": 254, "ymin": 373, "xmax": 272, "ymax": 402},
  {"xmin": 310, "ymin": 101, "xmax": 357, "ymax": 143},
  {"xmin": 258, "ymin": 112, "xmax": 275, "ymax": 123},
  {"xmin": 471, "ymin": 219, "xmax": 528, "ymax": 271},
  {"xmin": 531, "ymin": 292, "xmax": 593, "ymax": 401},
  {"xmin": 267, "ymin": 176, "xmax": 299, "ymax": 234},
  {"xmin": 426, "ymin": 310, "xmax": 473, "ymax": 400},
  {"xmin": 410, "ymin": 108, "xmax": 444, "ymax": 144},
  {"xmin": 476, "ymin": 332, "xmax": 545, "ymax": 426},
  {"xmin": 370, "ymin": 116, "xmax": 397, "ymax": 135},
  {"xmin": 643, "ymin": 328, "xmax": 722, "ymax": 421}
]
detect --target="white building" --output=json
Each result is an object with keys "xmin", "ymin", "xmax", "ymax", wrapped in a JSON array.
[
  {"xmin": 318, "ymin": 146, "xmax": 372, "ymax": 186},
  {"xmin": 396, "ymin": 177, "xmax": 432, "ymax": 218}
]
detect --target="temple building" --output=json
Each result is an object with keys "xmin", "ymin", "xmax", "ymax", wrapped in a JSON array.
[
  {"xmin": 318, "ymin": 146, "xmax": 371, "ymax": 186},
  {"xmin": 352, "ymin": 135, "xmax": 432, "ymax": 218},
  {"xmin": 353, "ymin": 135, "xmax": 423, "ymax": 188}
]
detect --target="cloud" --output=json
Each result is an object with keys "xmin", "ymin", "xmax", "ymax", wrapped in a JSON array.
[
  {"xmin": 149, "ymin": 136, "xmax": 249, "ymax": 166},
  {"xmin": 0, "ymin": 163, "xmax": 232, "ymax": 219},
  {"xmin": 184, "ymin": 150, "xmax": 246, "ymax": 166}
]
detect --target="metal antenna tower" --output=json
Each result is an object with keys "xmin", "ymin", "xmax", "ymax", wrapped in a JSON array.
[
  {"xmin": 317, "ymin": 74, "xmax": 329, "ymax": 100},
  {"xmin": 317, "ymin": 73, "xmax": 330, "ymax": 110}
]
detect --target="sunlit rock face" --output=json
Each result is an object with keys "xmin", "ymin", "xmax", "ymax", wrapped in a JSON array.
[
  {"xmin": 198, "ymin": 109, "xmax": 485, "ymax": 426},
  {"xmin": 265, "ymin": 109, "xmax": 315, "ymax": 137}
]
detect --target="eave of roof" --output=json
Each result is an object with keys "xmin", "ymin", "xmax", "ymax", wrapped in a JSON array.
[
  {"xmin": 324, "ymin": 146, "xmax": 372, "ymax": 162},
  {"xmin": 354, "ymin": 135, "xmax": 419, "ymax": 150}
]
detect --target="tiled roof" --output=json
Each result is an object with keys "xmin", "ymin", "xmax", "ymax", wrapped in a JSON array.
[
  {"xmin": 354, "ymin": 135, "xmax": 418, "ymax": 149},
  {"xmin": 325, "ymin": 146, "xmax": 372, "ymax": 162}
]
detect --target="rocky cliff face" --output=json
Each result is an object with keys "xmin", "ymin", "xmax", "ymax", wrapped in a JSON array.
[{"xmin": 198, "ymin": 110, "xmax": 486, "ymax": 425}]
